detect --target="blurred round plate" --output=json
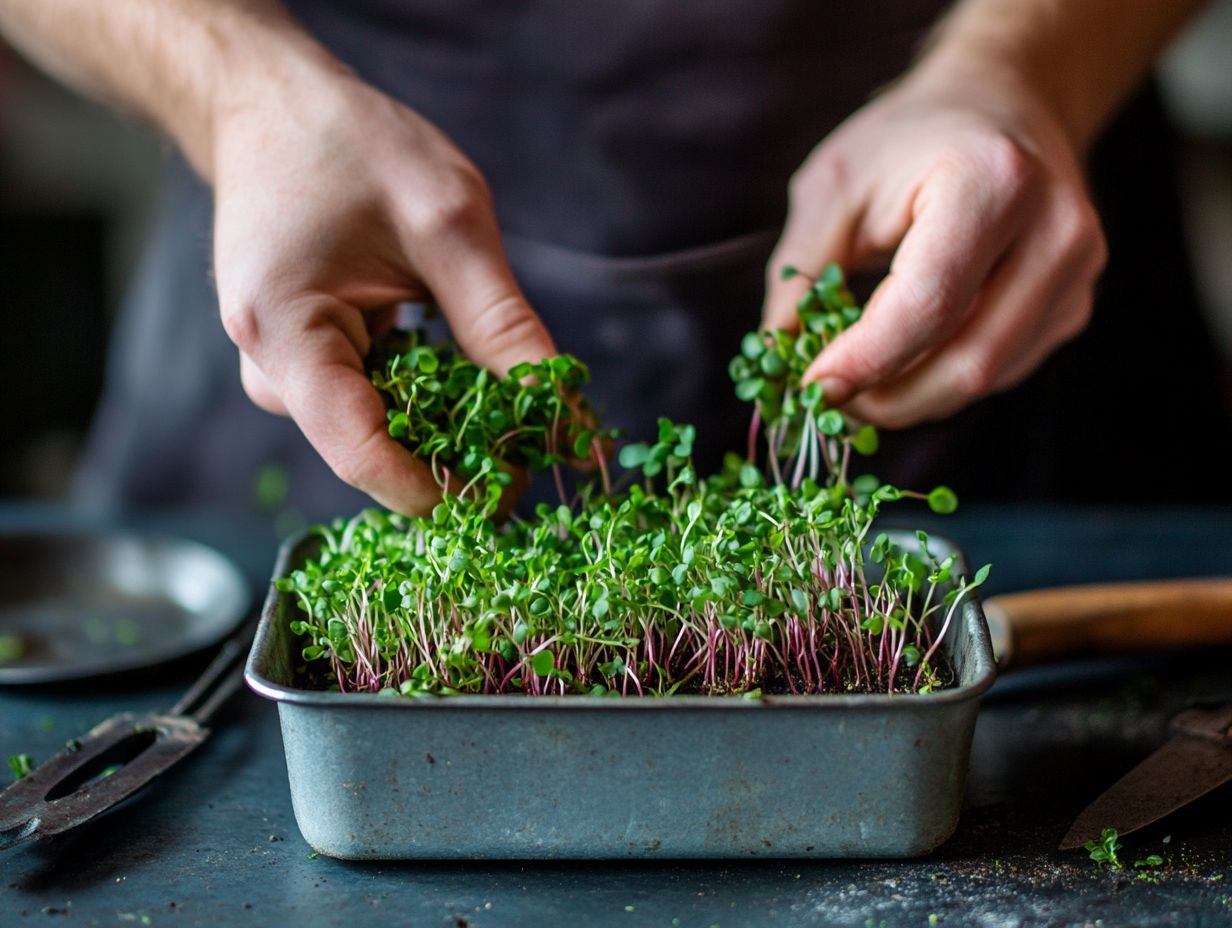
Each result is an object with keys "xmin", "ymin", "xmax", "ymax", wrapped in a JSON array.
[{"xmin": 0, "ymin": 528, "xmax": 249, "ymax": 684}]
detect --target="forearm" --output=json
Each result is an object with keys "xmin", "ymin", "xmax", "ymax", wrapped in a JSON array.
[
  {"xmin": 916, "ymin": 0, "xmax": 1207, "ymax": 151},
  {"xmin": 0, "ymin": 0, "xmax": 342, "ymax": 178}
]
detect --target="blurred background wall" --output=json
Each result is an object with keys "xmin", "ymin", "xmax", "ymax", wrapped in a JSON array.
[
  {"xmin": 1, "ymin": 3, "xmax": 1231, "ymax": 503},
  {"xmin": 0, "ymin": 49, "xmax": 159, "ymax": 496}
]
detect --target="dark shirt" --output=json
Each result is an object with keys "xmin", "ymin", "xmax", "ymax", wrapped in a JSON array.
[
  {"xmin": 77, "ymin": 2, "xmax": 946, "ymax": 520},
  {"xmin": 74, "ymin": 3, "xmax": 1232, "ymax": 519}
]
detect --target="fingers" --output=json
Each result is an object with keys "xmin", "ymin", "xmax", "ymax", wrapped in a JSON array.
[
  {"xmin": 844, "ymin": 196, "xmax": 1104, "ymax": 427},
  {"xmin": 211, "ymin": 97, "xmax": 551, "ymax": 516},
  {"xmin": 762, "ymin": 162, "xmax": 859, "ymax": 332},
  {"xmin": 222, "ymin": 170, "xmax": 553, "ymax": 515},
  {"xmin": 240, "ymin": 354, "xmax": 288, "ymax": 415},
  {"xmin": 223, "ymin": 294, "xmax": 445, "ymax": 515},
  {"xmin": 403, "ymin": 181, "xmax": 557, "ymax": 377},
  {"xmin": 492, "ymin": 464, "xmax": 528, "ymax": 521},
  {"xmin": 762, "ymin": 270, "xmax": 812, "ymax": 335},
  {"xmin": 804, "ymin": 139, "xmax": 1038, "ymax": 407}
]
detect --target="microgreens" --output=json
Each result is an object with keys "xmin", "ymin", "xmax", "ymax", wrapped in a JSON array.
[
  {"xmin": 8, "ymin": 753, "xmax": 34, "ymax": 782},
  {"xmin": 277, "ymin": 265, "xmax": 988, "ymax": 697},
  {"xmin": 0, "ymin": 633, "xmax": 25, "ymax": 663},
  {"xmin": 1083, "ymin": 828, "xmax": 1169, "ymax": 878},
  {"xmin": 370, "ymin": 328, "xmax": 611, "ymax": 507},
  {"xmin": 1084, "ymin": 828, "xmax": 1124, "ymax": 870}
]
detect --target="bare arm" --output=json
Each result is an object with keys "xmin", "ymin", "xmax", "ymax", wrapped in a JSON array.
[
  {"xmin": 0, "ymin": 0, "xmax": 556, "ymax": 514},
  {"xmin": 0, "ymin": 1, "xmax": 323, "ymax": 178},
  {"xmin": 925, "ymin": 0, "xmax": 1208, "ymax": 151},
  {"xmin": 764, "ymin": 0, "xmax": 1206, "ymax": 426}
]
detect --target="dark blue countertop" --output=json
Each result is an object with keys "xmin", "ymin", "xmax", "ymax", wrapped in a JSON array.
[{"xmin": 2, "ymin": 503, "xmax": 1231, "ymax": 927}]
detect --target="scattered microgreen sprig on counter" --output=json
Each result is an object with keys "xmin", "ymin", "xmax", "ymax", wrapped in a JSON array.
[
  {"xmin": 8, "ymin": 753, "xmax": 34, "ymax": 782},
  {"xmin": 277, "ymin": 264, "xmax": 988, "ymax": 697},
  {"xmin": 1082, "ymin": 828, "xmax": 1168, "ymax": 879}
]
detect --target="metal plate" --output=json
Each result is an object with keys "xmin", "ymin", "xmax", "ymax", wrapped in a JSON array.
[
  {"xmin": 0, "ymin": 529, "xmax": 249, "ymax": 684},
  {"xmin": 247, "ymin": 530, "xmax": 997, "ymax": 859}
]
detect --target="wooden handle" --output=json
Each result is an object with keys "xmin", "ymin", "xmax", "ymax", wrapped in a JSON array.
[{"xmin": 983, "ymin": 578, "xmax": 1232, "ymax": 669}]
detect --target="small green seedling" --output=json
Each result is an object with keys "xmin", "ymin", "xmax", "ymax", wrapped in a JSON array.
[
  {"xmin": 1083, "ymin": 828, "xmax": 1124, "ymax": 871},
  {"xmin": 1134, "ymin": 852, "xmax": 1165, "ymax": 882},
  {"xmin": 0, "ymin": 634, "xmax": 24, "ymax": 663},
  {"xmin": 7, "ymin": 753, "xmax": 34, "ymax": 781},
  {"xmin": 254, "ymin": 462, "xmax": 290, "ymax": 512},
  {"xmin": 1084, "ymin": 828, "xmax": 1169, "ymax": 878}
]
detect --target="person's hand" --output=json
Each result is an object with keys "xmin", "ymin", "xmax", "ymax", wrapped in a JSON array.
[
  {"xmin": 211, "ymin": 67, "xmax": 555, "ymax": 514},
  {"xmin": 762, "ymin": 62, "xmax": 1107, "ymax": 428}
]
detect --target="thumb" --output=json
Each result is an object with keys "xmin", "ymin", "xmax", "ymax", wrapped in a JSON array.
[
  {"xmin": 762, "ymin": 176, "xmax": 859, "ymax": 333},
  {"xmin": 411, "ymin": 204, "xmax": 557, "ymax": 376}
]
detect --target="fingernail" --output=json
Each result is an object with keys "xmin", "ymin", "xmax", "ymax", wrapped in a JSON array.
[{"xmin": 818, "ymin": 376, "xmax": 853, "ymax": 406}]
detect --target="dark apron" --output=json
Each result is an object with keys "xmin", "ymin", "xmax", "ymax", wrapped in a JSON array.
[{"xmin": 73, "ymin": 2, "xmax": 958, "ymax": 521}]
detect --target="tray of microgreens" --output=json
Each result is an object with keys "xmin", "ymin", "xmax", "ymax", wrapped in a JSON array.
[{"xmin": 245, "ymin": 264, "xmax": 997, "ymax": 859}]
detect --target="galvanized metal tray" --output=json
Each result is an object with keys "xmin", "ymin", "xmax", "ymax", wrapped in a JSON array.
[{"xmin": 246, "ymin": 530, "xmax": 996, "ymax": 859}]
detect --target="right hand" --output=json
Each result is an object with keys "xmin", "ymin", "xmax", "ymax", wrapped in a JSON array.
[
  {"xmin": 761, "ymin": 62, "xmax": 1105, "ymax": 429},
  {"xmin": 211, "ymin": 65, "xmax": 556, "ymax": 515}
]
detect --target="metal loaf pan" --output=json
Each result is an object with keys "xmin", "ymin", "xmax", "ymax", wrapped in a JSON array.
[{"xmin": 246, "ymin": 531, "xmax": 996, "ymax": 859}]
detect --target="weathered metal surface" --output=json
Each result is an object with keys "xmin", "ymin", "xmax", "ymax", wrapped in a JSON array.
[
  {"xmin": 246, "ymin": 531, "xmax": 997, "ymax": 859},
  {"xmin": 0, "ymin": 635, "xmax": 248, "ymax": 849},
  {"xmin": 1060, "ymin": 704, "xmax": 1232, "ymax": 850},
  {"xmin": 0, "ymin": 713, "xmax": 208, "ymax": 849}
]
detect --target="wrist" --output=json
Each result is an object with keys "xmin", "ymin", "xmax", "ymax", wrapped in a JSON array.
[
  {"xmin": 913, "ymin": 0, "xmax": 1208, "ymax": 156},
  {"xmin": 903, "ymin": 38, "xmax": 1088, "ymax": 156},
  {"xmin": 167, "ymin": 11, "xmax": 349, "ymax": 181}
]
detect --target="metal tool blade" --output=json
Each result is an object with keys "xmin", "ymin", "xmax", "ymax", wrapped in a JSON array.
[
  {"xmin": 1059, "ymin": 705, "xmax": 1232, "ymax": 850},
  {"xmin": 0, "ymin": 635, "xmax": 248, "ymax": 850},
  {"xmin": 0, "ymin": 714, "xmax": 208, "ymax": 850}
]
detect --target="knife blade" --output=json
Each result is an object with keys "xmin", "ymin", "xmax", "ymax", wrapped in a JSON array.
[{"xmin": 1059, "ymin": 704, "xmax": 1232, "ymax": 850}]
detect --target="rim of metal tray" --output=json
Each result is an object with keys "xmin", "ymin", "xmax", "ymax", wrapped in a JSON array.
[{"xmin": 245, "ymin": 529, "xmax": 997, "ymax": 710}]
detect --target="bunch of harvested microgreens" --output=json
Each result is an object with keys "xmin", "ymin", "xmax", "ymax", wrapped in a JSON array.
[
  {"xmin": 368, "ymin": 330, "xmax": 610, "ymax": 506},
  {"xmin": 277, "ymin": 264, "xmax": 989, "ymax": 697}
]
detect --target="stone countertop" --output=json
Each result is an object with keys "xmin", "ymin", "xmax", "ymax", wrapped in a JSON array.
[{"xmin": 1, "ymin": 503, "xmax": 1230, "ymax": 928}]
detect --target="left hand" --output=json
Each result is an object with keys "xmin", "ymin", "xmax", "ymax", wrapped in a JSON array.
[{"xmin": 762, "ymin": 62, "xmax": 1107, "ymax": 427}]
